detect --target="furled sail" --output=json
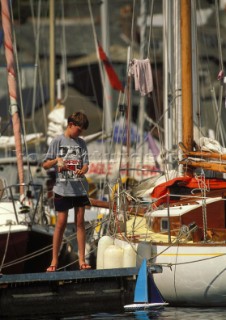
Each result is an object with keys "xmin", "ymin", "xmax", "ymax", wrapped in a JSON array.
[{"xmin": 1, "ymin": 0, "xmax": 24, "ymax": 195}]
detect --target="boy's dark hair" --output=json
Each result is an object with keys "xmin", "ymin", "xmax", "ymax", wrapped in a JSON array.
[{"xmin": 68, "ymin": 112, "xmax": 89, "ymax": 130}]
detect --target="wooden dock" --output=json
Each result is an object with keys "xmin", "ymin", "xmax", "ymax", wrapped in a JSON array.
[{"xmin": 0, "ymin": 267, "xmax": 139, "ymax": 317}]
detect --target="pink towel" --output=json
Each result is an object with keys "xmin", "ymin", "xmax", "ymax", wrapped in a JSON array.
[{"xmin": 128, "ymin": 58, "xmax": 153, "ymax": 96}]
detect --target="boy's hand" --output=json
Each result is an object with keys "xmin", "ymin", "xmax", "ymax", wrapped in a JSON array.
[{"xmin": 57, "ymin": 158, "xmax": 68, "ymax": 172}]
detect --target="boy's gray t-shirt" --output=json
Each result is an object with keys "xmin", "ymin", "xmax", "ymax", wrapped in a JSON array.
[{"xmin": 43, "ymin": 134, "xmax": 89, "ymax": 197}]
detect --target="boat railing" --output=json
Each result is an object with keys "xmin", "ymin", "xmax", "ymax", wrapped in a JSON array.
[
  {"xmin": 118, "ymin": 168, "xmax": 163, "ymax": 186},
  {"xmin": 2, "ymin": 182, "xmax": 47, "ymax": 226}
]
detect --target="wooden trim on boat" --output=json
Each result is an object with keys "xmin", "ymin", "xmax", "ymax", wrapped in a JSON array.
[
  {"xmin": 179, "ymin": 159, "xmax": 226, "ymax": 173},
  {"xmin": 179, "ymin": 142, "xmax": 226, "ymax": 160},
  {"xmin": 89, "ymin": 198, "xmax": 110, "ymax": 209}
]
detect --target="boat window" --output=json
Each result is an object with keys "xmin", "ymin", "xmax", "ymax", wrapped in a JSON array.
[{"xmin": 161, "ymin": 218, "xmax": 169, "ymax": 232}]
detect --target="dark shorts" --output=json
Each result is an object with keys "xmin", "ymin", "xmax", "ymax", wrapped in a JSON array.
[{"xmin": 54, "ymin": 193, "xmax": 90, "ymax": 212}]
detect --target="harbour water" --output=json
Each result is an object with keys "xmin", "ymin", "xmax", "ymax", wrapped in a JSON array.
[{"xmin": 7, "ymin": 307, "xmax": 226, "ymax": 320}]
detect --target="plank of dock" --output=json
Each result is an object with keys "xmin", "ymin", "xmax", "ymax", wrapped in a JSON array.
[{"xmin": 0, "ymin": 267, "xmax": 139, "ymax": 284}]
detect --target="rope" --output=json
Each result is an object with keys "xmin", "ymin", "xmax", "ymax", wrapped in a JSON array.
[
  {"xmin": 87, "ymin": 0, "xmax": 112, "ymax": 136},
  {"xmin": 196, "ymin": 0, "xmax": 226, "ymax": 144},
  {"xmin": 0, "ymin": 119, "xmax": 12, "ymax": 136},
  {"xmin": 1, "ymin": 212, "xmax": 111, "ymax": 271},
  {"xmin": 214, "ymin": 0, "xmax": 225, "ymax": 144},
  {"xmin": 215, "ymin": 0, "xmax": 223, "ymax": 70},
  {"xmin": 30, "ymin": 0, "xmax": 41, "ymax": 136},
  {"xmin": 145, "ymin": 222, "xmax": 226, "ymax": 268},
  {"xmin": 59, "ymin": 0, "xmax": 68, "ymax": 104},
  {"xmin": 147, "ymin": 0, "xmax": 154, "ymax": 58},
  {"xmin": 129, "ymin": 0, "xmax": 136, "ymax": 60},
  {"xmin": 151, "ymin": 251, "xmax": 226, "ymax": 270},
  {"xmin": 87, "ymin": 0, "xmax": 130, "ymax": 200},
  {"xmin": 0, "ymin": 224, "xmax": 12, "ymax": 272},
  {"xmin": 195, "ymin": 171, "xmax": 208, "ymax": 241}
]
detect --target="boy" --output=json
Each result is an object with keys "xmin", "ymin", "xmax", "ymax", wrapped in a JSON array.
[{"xmin": 43, "ymin": 112, "xmax": 91, "ymax": 271}]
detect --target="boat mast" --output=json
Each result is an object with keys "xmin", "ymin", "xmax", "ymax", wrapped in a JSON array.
[
  {"xmin": 101, "ymin": 0, "xmax": 113, "ymax": 137},
  {"xmin": 174, "ymin": 0, "xmax": 183, "ymax": 174},
  {"xmin": 179, "ymin": 0, "xmax": 226, "ymax": 174},
  {"xmin": 1, "ymin": 0, "xmax": 24, "ymax": 195},
  {"xmin": 181, "ymin": 0, "xmax": 193, "ymax": 152},
  {"xmin": 49, "ymin": 0, "xmax": 55, "ymax": 111},
  {"xmin": 163, "ymin": 0, "xmax": 174, "ymax": 171}
]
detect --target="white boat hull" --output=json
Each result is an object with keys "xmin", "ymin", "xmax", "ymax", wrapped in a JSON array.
[
  {"xmin": 0, "ymin": 198, "xmax": 76, "ymax": 274},
  {"xmin": 152, "ymin": 243, "xmax": 226, "ymax": 306}
]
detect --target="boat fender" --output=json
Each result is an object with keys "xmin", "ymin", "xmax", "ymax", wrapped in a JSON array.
[
  {"xmin": 123, "ymin": 244, "xmax": 136, "ymax": 268},
  {"xmin": 104, "ymin": 244, "xmax": 124, "ymax": 269},
  {"xmin": 96, "ymin": 235, "xmax": 113, "ymax": 269}
]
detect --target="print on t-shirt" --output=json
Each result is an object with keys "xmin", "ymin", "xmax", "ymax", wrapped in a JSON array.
[{"xmin": 58, "ymin": 145, "xmax": 82, "ymax": 181}]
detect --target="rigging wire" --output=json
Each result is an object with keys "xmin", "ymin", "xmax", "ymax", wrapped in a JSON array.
[
  {"xmin": 197, "ymin": 0, "xmax": 226, "ymax": 145},
  {"xmin": 214, "ymin": 0, "xmax": 225, "ymax": 144},
  {"xmin": 59, "ymin": 0, "xmax": 68, "ymax": 104},
  {"xmin": 29, "ymin": 0, "xmax": 41, "ymax": 137},
  {"xmin": 191, "ymin": 0, "xmax": 202, "ymax": 144},
  {"xmin": 9, "ymin": 2, "xmax": 28, "ymax": 144},
  {"xmin": 87, "ymin": 0, "xmax": 111, "ymax": 195},
  {"xmin": 87, "ymin": 0, "xmax": 129, "ymax": 200},
  {"xmin": 129, "ymin": 0, "xmax": 137, "ymax": 61},
  {"xmin": 196, "ymin": 0, "xmax": 214, "ymax": 138},
  {"xmin": 147, "ymin": 0, "xmax": 154, "ymax": 58},
  {"xmin": 3, "ymin": 217, "xmax": 109, "ymax": 270},
  {"xmin": 145, "ymin": 0, "xmax": 166, "ymax": 173},
  {"xmin": 73, "ymin": 2, "xmax": 100, "ymax": 113},
  {"xmin": 215, "ymin": 0, "xmax": 223, "ymax": 71},
  {"xmin": 87, "ymin": 0, "xmax": 111, "ymax": 137},
  {"xmin": 0, "ymin": 224, "xmax": 11, "ymax": 272},
  {"xmin": 6, "ymin": 1, "xmax": 27, "ymax": 188},
  {"xmin": 29, "ymin": 0, "xmax": 48, "ymax": 153}
]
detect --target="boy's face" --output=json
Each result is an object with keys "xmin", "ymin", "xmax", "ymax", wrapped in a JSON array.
[{"xmin": 68, "ymin": 122, "xmax": 83, "ymax": 138}]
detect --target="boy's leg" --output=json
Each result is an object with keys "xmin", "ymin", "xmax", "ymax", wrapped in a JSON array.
[
  {"xmin": 75, "ymin": 206, "xmax": 91, "ymax": 269},
  {"xmin": 48, "ymin": 211, "xmax": 68, "ymax": 270}
]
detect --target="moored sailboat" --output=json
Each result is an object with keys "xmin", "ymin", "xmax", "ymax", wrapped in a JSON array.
[
  {"xmin": 0, "ymin": 0, "xmax": 75, "ymax": 275},
  {"xmin": 148, "ymin": 0, "xmax": 226, "ymax": 306},
  {"xmin": 92, "ymin": 0, "xmax": 226, "ymax": 307}
]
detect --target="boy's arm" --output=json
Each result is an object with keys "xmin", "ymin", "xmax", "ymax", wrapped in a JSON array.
[
  {"xmin": 76, "ymin": 163, "xmax": 89, "ymax": 176},
  {"xmin": 42, "ymin": 158, "xmax": 60, "ymax": 170}
]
